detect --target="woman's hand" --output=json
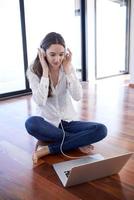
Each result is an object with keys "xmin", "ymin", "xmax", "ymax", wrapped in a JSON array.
[
  {"xmin": 38, "ymin": 48, "xmax": 49, "ymax": 77},
  {"xmin": 62, "ymin": 48, "xmax": 72, "ymax": 74}
]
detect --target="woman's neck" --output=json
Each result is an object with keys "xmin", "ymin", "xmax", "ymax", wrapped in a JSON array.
[
  {"xmin": 49, "ymin": 68, "xmax": 60, "ymax": 88},
  {"xmin": 49, "ymin": 65, "xmax": 61, "ymax": 74}
]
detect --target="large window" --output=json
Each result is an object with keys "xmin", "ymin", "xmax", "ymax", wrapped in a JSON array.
[
  {"xmin": 0, "ymin": 0, "xmax": 26, "ymax": 95},
  {"xmin": 96, "ymin": 0, "xmax": 129, "ymax": 78},
  {"xmin": 24, "ymin": 0, "xmax": 81, "ymax": 78}
]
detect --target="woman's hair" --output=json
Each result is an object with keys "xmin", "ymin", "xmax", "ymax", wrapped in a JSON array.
[{"xmin": 31, "ymin": 32, "xmax": 66, "ymax": 97}]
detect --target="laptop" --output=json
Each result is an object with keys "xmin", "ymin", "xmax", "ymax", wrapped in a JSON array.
[{"xmin": 53, "ymin": 152, "xmax": 133, "ymax": 187}]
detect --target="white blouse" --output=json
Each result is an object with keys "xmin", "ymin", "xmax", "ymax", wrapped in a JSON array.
[{"xmin": 27, "ymin": 65, "xmax": 83, "ymax": 127}]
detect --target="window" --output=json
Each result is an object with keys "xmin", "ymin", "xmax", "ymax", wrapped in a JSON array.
[
  {"xmin": 24, "ymin": 0, "xmax": 82, "ymax": 78},
  {"xmin": 96, "ymin": 0, "xmax": 128, "ymax": 78},
  {"xmin": 0, "ymin": 0, "xmax": 26, "ymax": 95}
]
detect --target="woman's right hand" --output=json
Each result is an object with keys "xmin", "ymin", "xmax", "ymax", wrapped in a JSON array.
[{"xmin": 38, "ymin": 48, "xmax": 49, "ymax": 77}]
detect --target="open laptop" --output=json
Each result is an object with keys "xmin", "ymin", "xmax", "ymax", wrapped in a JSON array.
[{"xmin": 53, "ymin": 152, "xmax": 133, "ymax": 187}]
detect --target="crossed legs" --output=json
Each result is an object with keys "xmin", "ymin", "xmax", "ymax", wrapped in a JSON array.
[{"xmin": 25, "ymin": 116, "xmax": 107, "ymax": 164}]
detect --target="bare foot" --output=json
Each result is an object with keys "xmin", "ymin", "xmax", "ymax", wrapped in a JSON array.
[
  {"xmin": 32, "ymin": 146, "xmax": 50, "ymax": 164},
  {"xmin": 79, "ymin": 145, "xmax": 94, "ymax": 154},
  {"xmin": 35, "ymin": 140, "xmax": 50, "ymax": 151}
]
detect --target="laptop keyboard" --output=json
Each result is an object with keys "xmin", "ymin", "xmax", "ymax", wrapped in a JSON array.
[{"xmin": 64, "ymin": 170, "xmax": 70, "ymax": 177}]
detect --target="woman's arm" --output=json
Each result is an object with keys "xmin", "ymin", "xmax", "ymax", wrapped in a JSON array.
[
  {"xmin": 65, "ymin": 66, "xmax": 83, "ymax": 101},
  {"xmin": 27, "ymin": 68, "xmax": 49, "ymax": 106},
  {"xmin": 27, "ymin": 49, "xmax": 50, "ymax": 106},
  {"xmin": 62, "ymin": 48, "xmax": 83, "ymax": 101}
]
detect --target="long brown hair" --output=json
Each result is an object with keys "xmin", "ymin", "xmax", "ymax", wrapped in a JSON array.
[{"xmin": 31, "ymin": 32, "xmax": 65, "ymax": 97}]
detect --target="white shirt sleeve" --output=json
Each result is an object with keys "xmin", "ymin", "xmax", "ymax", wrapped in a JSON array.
[
  {"xmin": 65, "ymin": 67, "xmax": 83, "ymax": 101},
  {"xmin": 27, "ymin": 67, "xmax": 49, "ymax": 106}
]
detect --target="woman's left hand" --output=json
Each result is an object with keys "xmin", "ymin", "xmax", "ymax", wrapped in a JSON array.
[{"xmin": 62, "ymin": 48, "xmax": 72, "ymax": 74}]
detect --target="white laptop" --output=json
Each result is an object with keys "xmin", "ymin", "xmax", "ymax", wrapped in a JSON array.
[{"xmin": 53, "ymin": 152, "xmax": 133, "ymax": 187}]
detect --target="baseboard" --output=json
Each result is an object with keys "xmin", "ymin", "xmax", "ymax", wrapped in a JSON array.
[{"xmin": 129, "ymin": 83, "xmax": 134, "ymax": 88}]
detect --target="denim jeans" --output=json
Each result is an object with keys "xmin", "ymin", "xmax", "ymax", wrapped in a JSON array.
[{"xmin": 25, "ymin": 116, "xmax": 107, "ymax": 154}]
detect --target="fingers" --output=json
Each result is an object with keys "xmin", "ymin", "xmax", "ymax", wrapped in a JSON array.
[
  {"xmin": 38, "ymin": 48, "xmax": 46, "ymax": 60},
  {"xmin": 66, "ymin": 48, "xmax": 72, "ymax": 60},
  {"xmin": 37, "ymin": 48, "xmax": 49, "ymax": 74},
  {"xmin": 38, "ymin": 48, "xmax": 42, "ymax": 61},
  {"xmin": 67, "ymin": 48, "xmax": 72, "ymax": 56},
  {"xmin": 38, "ymin": 48, "xmax": 46, "ymax": 65}
]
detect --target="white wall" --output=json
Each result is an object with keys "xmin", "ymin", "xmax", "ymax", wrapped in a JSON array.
[{"xmin": 129, "ymin": 0, "xmax": 134, "ymax": 84}]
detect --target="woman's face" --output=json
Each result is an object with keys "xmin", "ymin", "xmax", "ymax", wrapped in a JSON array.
[{"xmin": 46, "ymin": 44, "xmax": 65, "ymax": 70}]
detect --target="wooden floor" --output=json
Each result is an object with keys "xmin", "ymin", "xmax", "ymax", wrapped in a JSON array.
[{"xmin": 0, "ymin": 75, "xmax": 134, "ymax": 200}]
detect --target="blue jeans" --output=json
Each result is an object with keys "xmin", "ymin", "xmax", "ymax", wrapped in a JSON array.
[{"xmin": 25, "ymin": 116, "xmax": 107, "ymax": 154}]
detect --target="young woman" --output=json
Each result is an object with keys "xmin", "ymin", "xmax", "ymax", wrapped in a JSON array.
[{"xmin": 25, "ymin": 32, "xmax": 107, "ymax": 164}]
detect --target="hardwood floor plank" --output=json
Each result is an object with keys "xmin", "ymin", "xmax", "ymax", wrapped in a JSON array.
[{"xmin": 0, "ymin": 140, "xmax": 33, "ymax": 168}]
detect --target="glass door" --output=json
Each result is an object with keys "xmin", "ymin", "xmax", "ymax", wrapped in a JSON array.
[
  {"xmin": 96, "ymin": 0, "xmax": 128, "ymax": 78},
  {"xmin": 24, "ymin": 0, "xmax": 82, "ymax": 79},
  {"xmin": 0, "ymin": 0, "xmax": 26, "ymax": 95}
]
